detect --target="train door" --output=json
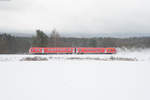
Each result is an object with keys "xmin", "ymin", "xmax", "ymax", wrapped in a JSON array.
[
  {"xmin": 104, "ymin": 49, "xmax": 107, "ymax": 53},
  {"xmin": 42, "ymin": 48, "xmax": 44, "ymax": 54},
  {"xmin": 74, "ymin": 48, "xmax": 76, "ymax": 54},
  {"xmin": 76, "ymin": 48, "xmax": 79, "ymax": 54},
  {"xmin": 73, "ymin": 48, "xmax": 75, "ymax": 54}
]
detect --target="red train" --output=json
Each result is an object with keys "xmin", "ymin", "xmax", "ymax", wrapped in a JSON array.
[{"xmin": 29, "ymin": 47, "xmax": 116, "ymax": 54}]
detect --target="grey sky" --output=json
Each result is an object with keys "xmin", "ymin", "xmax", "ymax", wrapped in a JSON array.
[{"xmin": 0, "ymin": 0, "xmax": 150, "ymax": 34}]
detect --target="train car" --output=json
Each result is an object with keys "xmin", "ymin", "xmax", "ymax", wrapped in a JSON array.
[
  {"xmin": 29, "ymin": 47, "xmax": 43, "ymax": 54},
  {"xmin": 106, "ymin": 48, "xmax": 116, "ymax": 54},
  {"xmin": 29, "ymin": 47, "xmax": 116, "ymax": 54},
  {"xmin": 29, "ymin": 47, "xmax": 75, "ymax": 54},
  {"xmin": 76, "ymin": 48, "xmax": 116, "ymax": 54}
]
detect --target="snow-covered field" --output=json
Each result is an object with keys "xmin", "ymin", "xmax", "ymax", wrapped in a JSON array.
[{"xmin": 0, "ymin": 49, "xmax": 150, "ymax": 100}]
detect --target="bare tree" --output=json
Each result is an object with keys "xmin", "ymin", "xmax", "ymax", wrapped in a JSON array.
[{"xmin": 49, "ymin": 29, "xmax": 61, "ymax": 47}]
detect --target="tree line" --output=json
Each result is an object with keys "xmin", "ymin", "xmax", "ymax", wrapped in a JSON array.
[{"xmin": 0, "ymin": 29, "xmax": 150, "ymax": 54}]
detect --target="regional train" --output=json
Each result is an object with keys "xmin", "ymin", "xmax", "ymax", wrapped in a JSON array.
[{"xmin": 29, "ymin": 47, "xmax": 116, "ymax": 54}]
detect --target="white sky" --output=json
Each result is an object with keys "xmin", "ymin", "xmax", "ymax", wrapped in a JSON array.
[{"xmin": 0, "ymin": 0, "xmax": 150, "ymax": 34}]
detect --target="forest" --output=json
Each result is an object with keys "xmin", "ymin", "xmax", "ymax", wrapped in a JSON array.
[{"xmin": 0, "ymin": 29, "xmax": 150, "ymax": 54}]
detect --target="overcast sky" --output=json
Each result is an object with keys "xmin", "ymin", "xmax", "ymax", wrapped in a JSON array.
[{"xmin": 0, "ymin": 0, "xmax": 150, "ymax": 34}]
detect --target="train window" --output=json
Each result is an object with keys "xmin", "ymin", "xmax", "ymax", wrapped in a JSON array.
[
  {"xmin": 39, "ymin": 49, "xmax": 40, "ymax": 51},
  {"xmin": 35, "ymin": 49, "xmax": 37, "ymax": 51},
  {"xmin": 70, "ymin": 49, "xmax": 71, "ymax": 51}
]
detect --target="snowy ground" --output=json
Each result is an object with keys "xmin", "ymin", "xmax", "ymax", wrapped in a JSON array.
[{"xmin": 0, "ymin": 49, "xmax": 150, "ymax": 100}]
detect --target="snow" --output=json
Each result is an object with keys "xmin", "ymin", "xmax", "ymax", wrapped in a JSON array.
[{"xmin": 0, "ymin": 49, "xmax": 150, "ymax": 100}]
